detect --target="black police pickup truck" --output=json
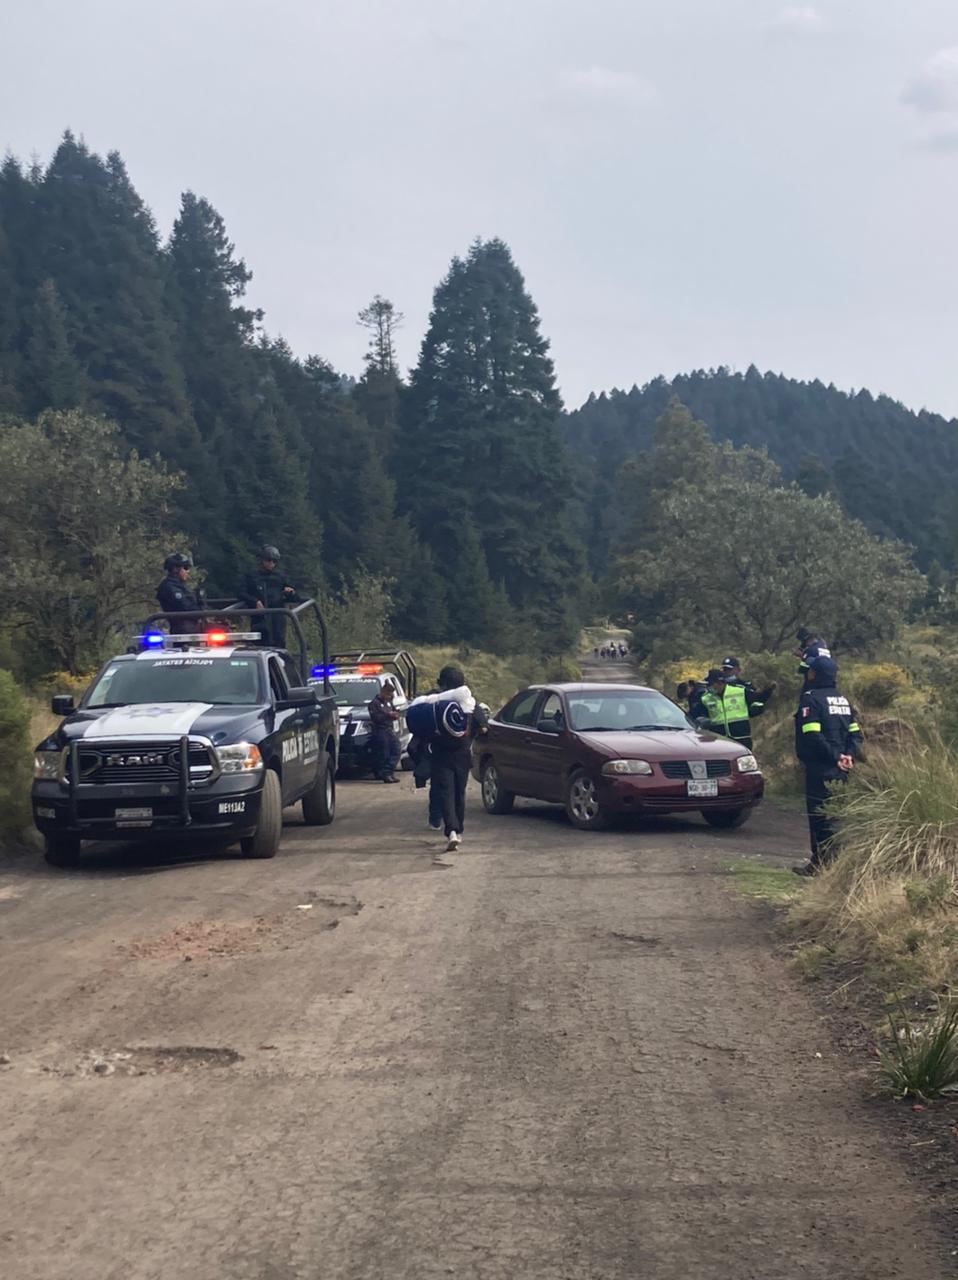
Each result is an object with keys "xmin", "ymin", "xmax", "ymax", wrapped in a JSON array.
[{"xmin": 32, "ymin": 601, "xmax": 339, "ymax": 867}]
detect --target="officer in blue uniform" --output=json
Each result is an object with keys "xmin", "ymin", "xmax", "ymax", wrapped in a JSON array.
[
  {"xmin": 793, "ymin": 655, "xmax": 863, "ymax": 876},
  {"xmin": 239, "ymin": 545, "xmax": 300, "ymax": 649},
  {"xmin": 156, "ymin": 553, "xmax": 202, "ymax": 634}
]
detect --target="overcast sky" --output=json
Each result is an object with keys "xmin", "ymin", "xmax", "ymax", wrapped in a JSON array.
[{"xmin": 3, "ymin": 0, "xmax": 958, "ymax": 416}]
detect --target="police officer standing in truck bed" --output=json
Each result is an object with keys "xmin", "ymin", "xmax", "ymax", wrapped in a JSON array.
[
  {"xmin": 239, "ymin": 545, "xmax": 300, "ymax": 649},
  {"xmin": 156, "ymin": 553, "xmax": 203, "ymax": 634}
]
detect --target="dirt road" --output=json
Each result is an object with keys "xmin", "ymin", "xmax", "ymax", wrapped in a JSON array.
[{"xmin": 0, "ymin": 696, "xmax": 951, "ymax": 1277}]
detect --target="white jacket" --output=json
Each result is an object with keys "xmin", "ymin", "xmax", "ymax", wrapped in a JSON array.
[{"xmin": 409, "ymin": 684, "xmax": 476, "ymax": 714}]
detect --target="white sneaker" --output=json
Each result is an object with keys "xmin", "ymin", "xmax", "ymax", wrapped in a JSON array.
[{"xmin": 446, "ymin": 832, "xmax": 461, "ymax": 852}]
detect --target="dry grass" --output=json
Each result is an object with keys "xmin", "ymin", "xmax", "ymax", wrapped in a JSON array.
[{"xmin": 791, "ymin": 732, "xmax": 958, "ymax": 993}]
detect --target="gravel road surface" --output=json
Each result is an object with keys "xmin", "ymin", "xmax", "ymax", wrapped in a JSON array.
[{"xmin": 0, "ymin": 672, "xmax": 950, "ymax": 1278}]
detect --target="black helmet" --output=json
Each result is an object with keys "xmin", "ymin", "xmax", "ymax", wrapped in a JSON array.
[
  {"xmin": 164, "ymin": 552, "xmax": 192, "ymax": 572},
  {"xmin": 260, "ymin": 544, "xmax": 281, "ymax": 561}
]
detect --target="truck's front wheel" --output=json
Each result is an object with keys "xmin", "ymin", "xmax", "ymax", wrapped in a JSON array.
[
  {"xmin": 302, "ymin": 752, "xmax": 335, "ymax": 826},
  {"xmin": 44, "ymin": 833, "xmax": 82, "ymax": 868},
  {"xmin": 241, "ymin": 770, "xmax": 282, "ymax": 858}
]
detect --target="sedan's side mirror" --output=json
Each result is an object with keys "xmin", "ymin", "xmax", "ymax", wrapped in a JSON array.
[
  {"xmin": 51, "ymin": 695, "xmax": 76, "ymax": 716},
  {"xmin": 279, "ymin": 686, "xmax": 318, "ymax": 709},
  {"xmin": 536, "ymin": 717, "xmax": 563, "ymax": 735}
]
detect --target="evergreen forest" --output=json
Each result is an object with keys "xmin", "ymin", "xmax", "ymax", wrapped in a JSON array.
[{"xmin": 0, "ymin": 133, "xmax": 953, "ymax": 670}]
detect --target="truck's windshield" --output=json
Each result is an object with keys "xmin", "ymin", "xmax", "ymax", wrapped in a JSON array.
[
  {"xmin": 87, "ymin": 657, "xmax": 263, "ymax": 707},
  {"xmin": 329, "ymin": 678, "xmax": 393, "ymax": 707}
]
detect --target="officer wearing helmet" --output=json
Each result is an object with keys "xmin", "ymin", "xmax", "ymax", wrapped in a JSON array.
[
  {"xmin": 239, "ymin": 545, "xmax": 300, "ymax": 648},
  {"xmin": 156, "ymin": 553, "xmax": 203, "ymax": 634}
]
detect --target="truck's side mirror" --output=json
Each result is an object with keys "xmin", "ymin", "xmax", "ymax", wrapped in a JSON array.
[
  {"xmin": 279, "ymin": 686, "xmax": 317, "ymax": 710},
  {"xmin": 51, "ymin": 695, "xmax": 76, "ymax": 716}
]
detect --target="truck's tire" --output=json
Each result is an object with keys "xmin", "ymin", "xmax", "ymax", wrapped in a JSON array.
[
  {"xmin": 481, "ymin": 760, "xmax": 515, "ymax": 815},
  {"xmin": 241, "ymin": 769, "xmax": 282, "ymax": 858},
  {"xmin": 44, "ymin": 833, "xmax": 82, "ymax": 868},
  {"xmin": 302, "ymin": 752, "xmax": 336, "ymax": 826},
  {"xmin": 701, "ymin": 806, "xmax": 752, "ymax": 829}
]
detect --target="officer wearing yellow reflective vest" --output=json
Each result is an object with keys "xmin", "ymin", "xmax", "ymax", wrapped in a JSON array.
[
  {"xmin": 689, "ymin": 668, "xmax": 768, "ymax": 750},
  {"xmin": 793, "ymin": 655, "xmax": 863, "ymax": 877}
]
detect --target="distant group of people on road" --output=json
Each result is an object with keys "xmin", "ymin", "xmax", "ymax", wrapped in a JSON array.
[
  {"xmin": 594, "ymin": 641, "xmax": 628, "ymax": 660},
  {"xmin": 675, "ymin": 630, "xmax": 862, "ymax": 877}
]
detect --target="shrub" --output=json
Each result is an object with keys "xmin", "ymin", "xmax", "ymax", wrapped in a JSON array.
[
  {"xmin": 850, "ymin": 662, "xmax": 912, "ymax": 710},
  {"xmin": 880, "ymin": 1002, "xmax": 958, "ymax": 1100},
  {"xmin": 545, "ymin": 656, "xmax": 583, "ymax": 683},
  {"xmin": 0, "ymin": 669, "xmax": 32, "ymax": 840},
  {"xmin": 791, "ymin": 732, "xmax": 958, "ymax": 990},
  {"xmin": 34, "ymin": 670, "xmax": 94, "ymax": 701}
]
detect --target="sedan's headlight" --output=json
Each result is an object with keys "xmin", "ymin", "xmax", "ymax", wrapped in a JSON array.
[
  {"xmin": 736, "ymin": 754, "xmax": 760, "ymax": 774},
  {"xmin": 602, "ymin": 759, "xmax": 654, "ymax": 776},
  {"xmin": 214, "ymin": 742, "xmax": 264, "ymax": 775},
  {"xmin": 34, "ymin": 749, "xmax": 65, "ymax": 781}
]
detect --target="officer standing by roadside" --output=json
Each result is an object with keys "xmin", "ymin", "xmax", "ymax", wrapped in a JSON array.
[
  {"xmin": 368, "ymin": 681, "xmax": 401, "ymax": 784},
  {"xmin": 690, "ymin": 667, "xmax": 767, "ymax": 750},
  {"xmin": 793, "ymin": 655, "xmax": 863, "ymax": 877},
  {"xmin": 794, "ymin": 627, "xmax": 831, "ymax": 674},
  {"xmin": 156, "ymin": 553, "xmax": 203, "ymax": 635},
  {"xmin": 239, "ymin": 545, "xmax": 300, "ymax": 649},
  {"xmin": 720, "ymin": 656, "xmax": 776, "ymax": 710}
]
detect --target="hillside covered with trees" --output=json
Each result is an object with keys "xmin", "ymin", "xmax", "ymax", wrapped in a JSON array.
[
  {"xmin": 566, "ymin": 370, "xmax": 958, "ymax": 572},
  {"xmin": 0, "ymin": 132, "xmax": 950, "ymax": 677}
]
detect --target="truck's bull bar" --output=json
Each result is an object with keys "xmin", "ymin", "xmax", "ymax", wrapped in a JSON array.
[{"xmin": 64, "ymin": 733, "xmax": 195, "ymax": 831}]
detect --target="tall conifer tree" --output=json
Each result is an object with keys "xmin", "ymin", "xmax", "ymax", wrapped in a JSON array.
[{"xmin": 402, "ymin": 238, "xmax": 584, "ymax": 649}]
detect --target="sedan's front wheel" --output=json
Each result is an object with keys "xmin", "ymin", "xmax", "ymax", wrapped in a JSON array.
[
  {"xmin": 481, "ymin": 760, "xmax": 515, "ymax": 814},
  {"xmin": 565, "ymin": 769, "xmax": 610, "ymax": 831}
]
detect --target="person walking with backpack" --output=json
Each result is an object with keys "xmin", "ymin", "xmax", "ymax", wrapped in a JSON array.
[{"xmin": 406, "ymin": 665, "xmax": 488, "ymax": 853}]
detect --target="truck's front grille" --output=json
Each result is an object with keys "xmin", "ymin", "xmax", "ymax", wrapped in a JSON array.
[{"xmin": 76, "ymin": 743, "xmax": 215, "ymax": 785}]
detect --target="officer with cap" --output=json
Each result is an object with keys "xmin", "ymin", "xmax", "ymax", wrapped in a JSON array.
[
  {"xmin": 793, "ymin": 627, "xmax": 831, "ymax": 676},
  {"xmin": 689, "ymin": 667, "xmax": 768, "ymax": 750},
  {"xmin": 720, "ymin": 656, "xmax": 776, "ymax": 710},
  {"xmin": 239, "ymin": 545, "xmax": 300, "ymax": 649},
  {"xmin": 793, "ymin": 654, "xmax": 863, "ymax": 877},
  {"xmin": 156, "ymin": 553, "xmax": 203, "ymax": 635}
]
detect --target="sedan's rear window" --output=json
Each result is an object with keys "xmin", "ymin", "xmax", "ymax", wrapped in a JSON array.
[{"xmin": 568, "ymin": 690, "xmax": 690, "ymax": 732}]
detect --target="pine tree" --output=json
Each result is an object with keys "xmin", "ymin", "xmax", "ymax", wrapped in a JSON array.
[
  {"xmin": 22, "ymin": 279, "xmax": 85, "ymax": 414},
  {"xmin": 167, "ymin": 194, "xmax": 321, "ymax": 591},
  {"xmin": 402, "ymin": 238, "xmax": 584, "ymax": 649},
  {"xmin": 35, "ymin": 135, "xmax": 195, "ymax": 456}
]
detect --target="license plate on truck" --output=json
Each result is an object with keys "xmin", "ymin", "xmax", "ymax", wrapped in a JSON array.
[
  {"xmin": 687, "ymin": 780, "xmax": 718, "ymax": 797},
  {"xmin": 115, "ymin": 807, "xmax": 153, "ymax": 827}
]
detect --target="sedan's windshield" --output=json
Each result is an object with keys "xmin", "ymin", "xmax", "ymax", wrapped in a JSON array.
[
  {"xmin": 86, "ymin": 657, "xmax": 262, "ymax": 707},
  {"xmin": 568, "ymin": 690, "xmax": 692, "ymax": 733},
  {"xmin": 329, "ymin": 679, "xmax": 388, "ymax": 707}
]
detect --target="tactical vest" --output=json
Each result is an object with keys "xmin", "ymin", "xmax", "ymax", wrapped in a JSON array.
[{"xmin": 700, "ymin": 684, "xmax": 750, "ymax": 738}]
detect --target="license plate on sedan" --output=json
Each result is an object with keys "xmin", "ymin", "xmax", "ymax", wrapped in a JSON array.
[{"xmin": 687, "ymin": 780, "xmax": 718, "ymax": 798}]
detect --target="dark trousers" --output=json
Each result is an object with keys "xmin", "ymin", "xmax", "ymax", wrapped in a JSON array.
[
  {"xmin": 805, "ymin": 768, "xmax": 844, "ymax": 866},
  {"xmin": 255, "ymin": 611, "xmax": 287, "ymax": 649},
  {"xmin": 371, "ymin": 727, "xmax": 400, "ymax": 779},
  {"xmin": 430, "ymin": 747, "xmax": 471, "ymax": 836}
]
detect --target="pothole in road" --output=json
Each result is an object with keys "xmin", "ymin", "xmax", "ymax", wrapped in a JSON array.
[
  {"xmin": 301, "ymin": 893, "xmax": 364, "ymax": 915},
  {"xmin": 609, "ymin": 931, "xmax": 662, "ymax": 948},
  {"xmin": 44, "ymin": 1045, "xmax": 243, "ymax": 1078}
]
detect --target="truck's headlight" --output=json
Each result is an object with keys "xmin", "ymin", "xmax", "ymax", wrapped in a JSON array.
[
  {"xmin": 602, "ymin": 759, "xmax": 653, "ymax": 776},
  {"xmin": 214, "ymin": 742, "xmax": 263, "ymax": 774},
  {"xmin": 34, "ymin": 749, "xmax": 65, "ymax": 781},
  {"xmin": 736, "ymin": 754, "xmax": 760, "ymax": 774}
]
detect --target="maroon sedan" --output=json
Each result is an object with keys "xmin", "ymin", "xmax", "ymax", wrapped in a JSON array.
[{"xmin": 474, "ymin": 683, "xmax": 763, "ymax": 831}]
